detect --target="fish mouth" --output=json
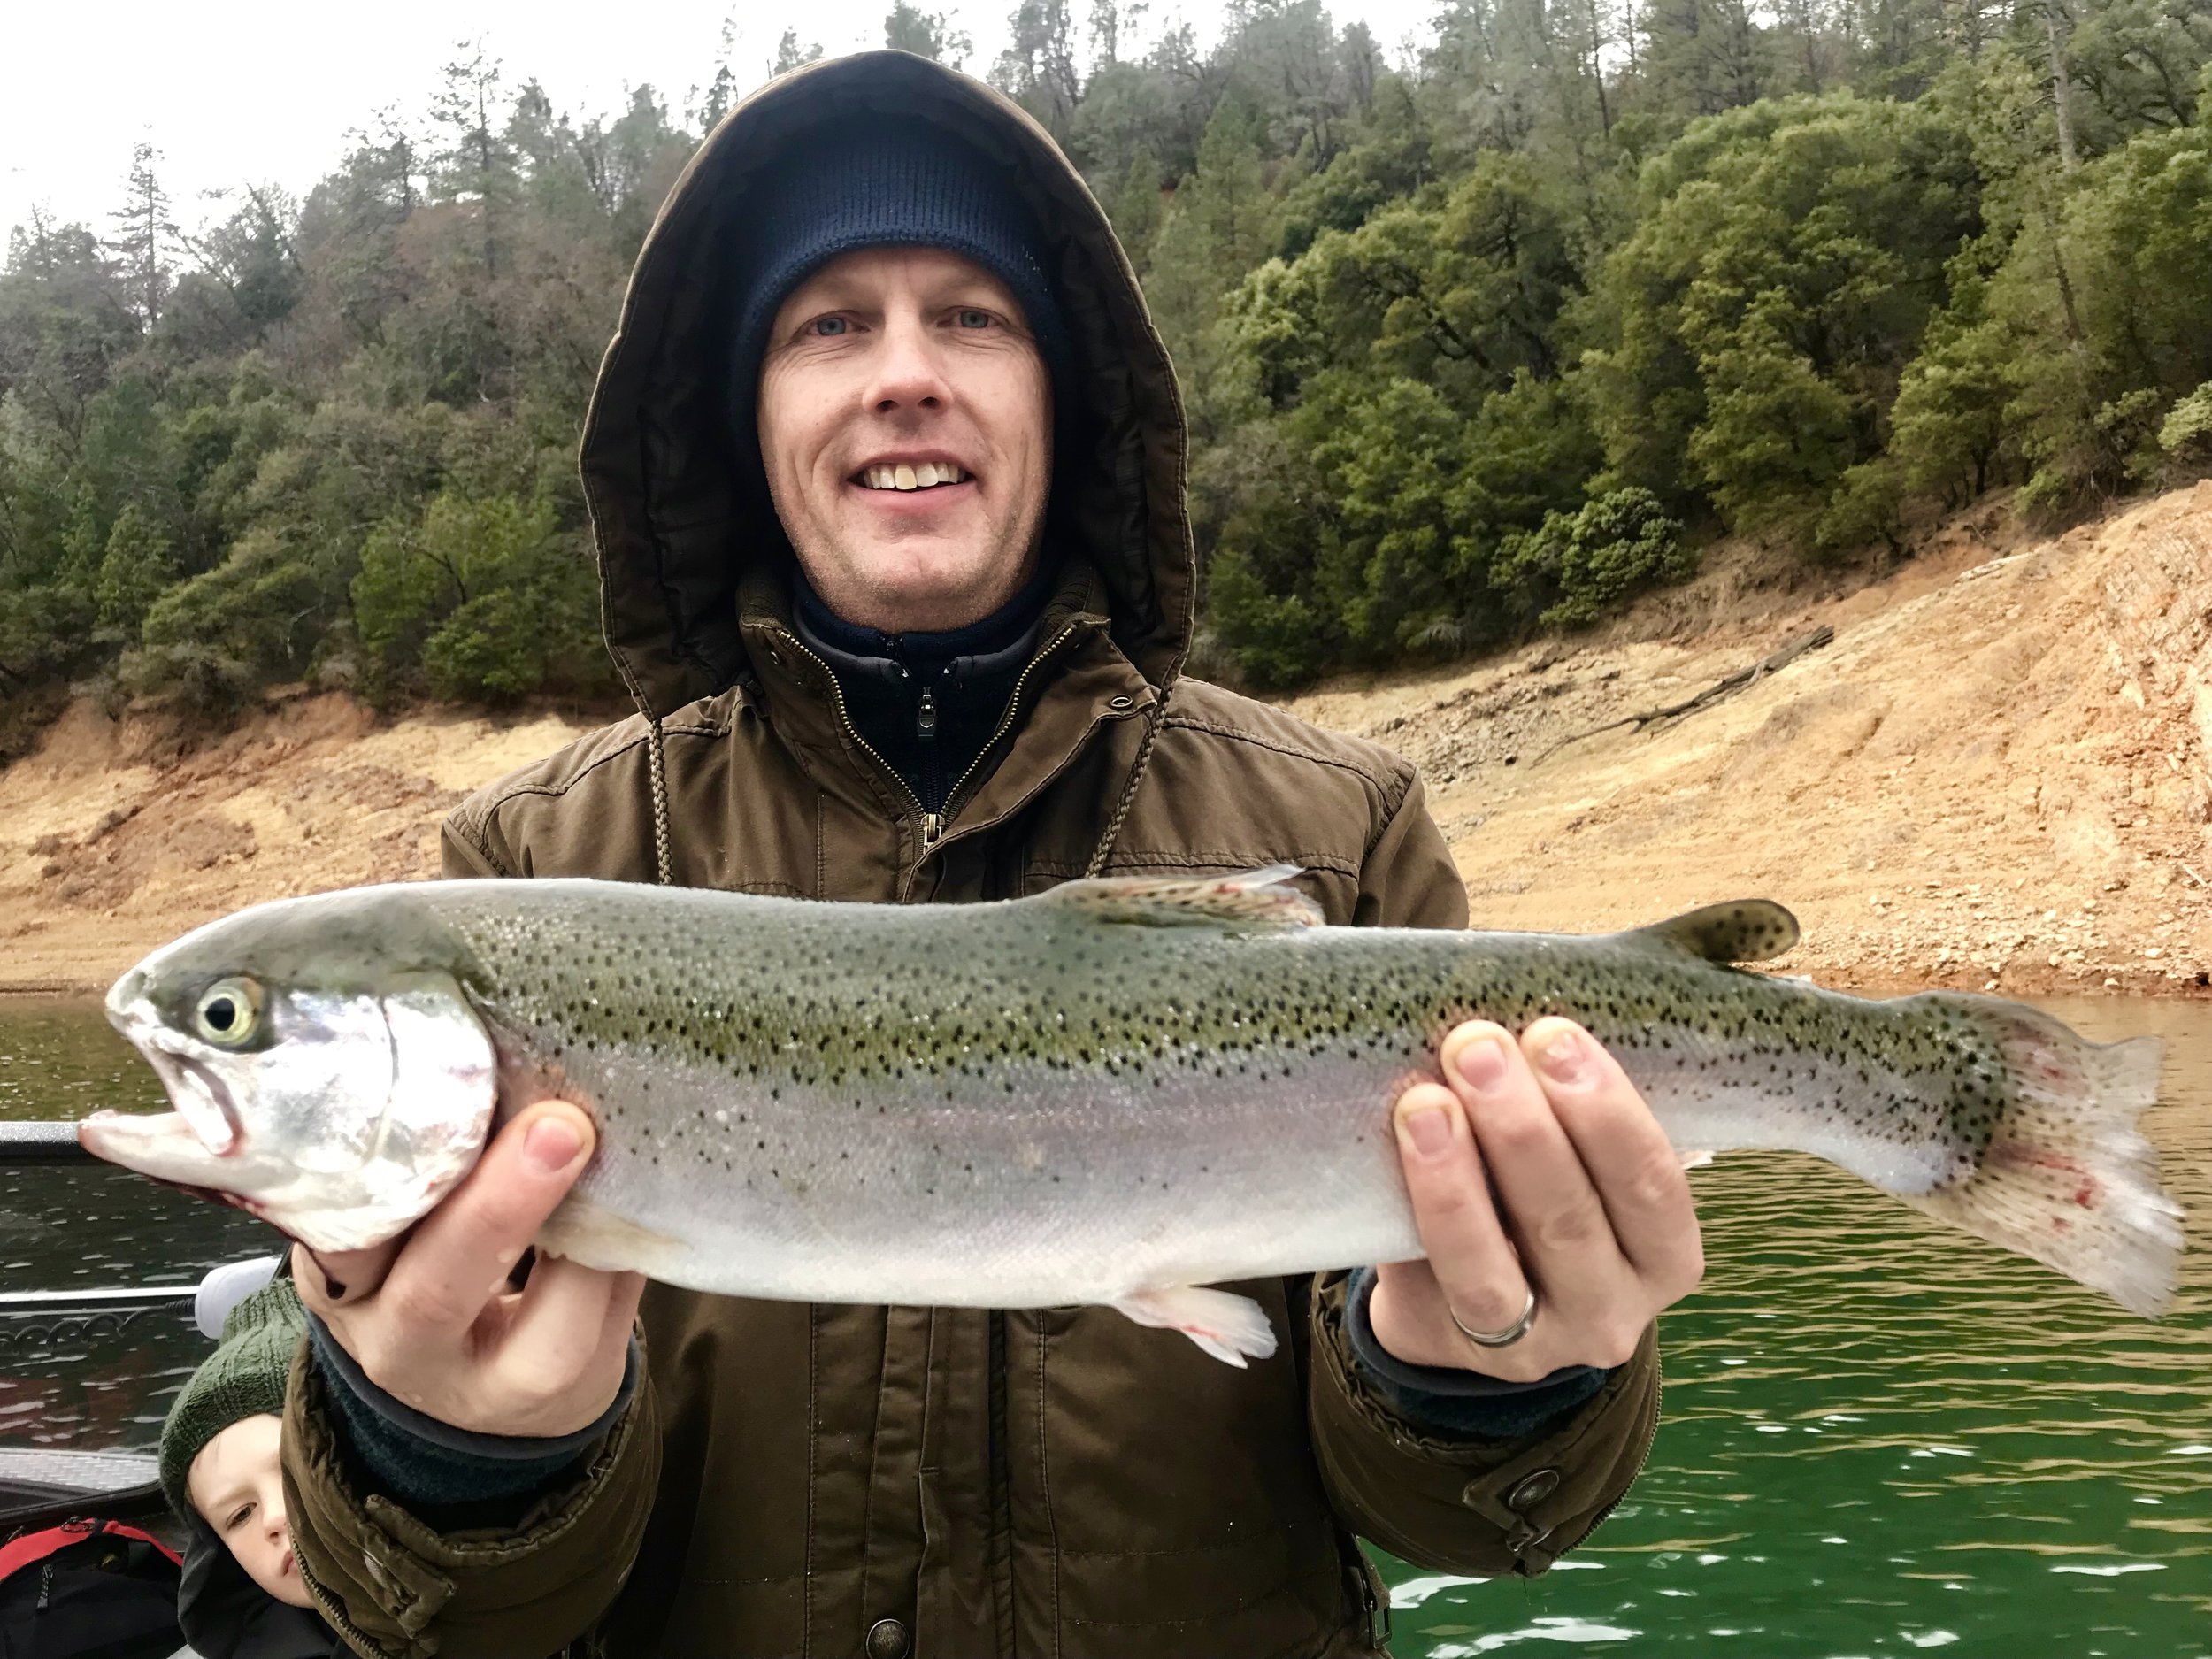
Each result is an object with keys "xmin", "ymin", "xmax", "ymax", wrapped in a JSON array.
[{"xmin": 104, "ymin": 994, "xmax": 243, "ymax": 1157}]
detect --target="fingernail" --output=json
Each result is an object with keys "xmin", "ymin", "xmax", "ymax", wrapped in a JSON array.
[
  {"xmin": 526, "ymin": 1117, "xmax": 583, "ymax": 1172},
  {"xmin": 1538, "ymin": 1027, "xmax": 1587, "ymax": 1085},
  {"xmin": 1397, "ymin": 1103, "xmax": 1454, "ymax": 1157},
  {"xmin": 1454, "ymin": 1033, "xmax": 1510, "ymax": 1093}
]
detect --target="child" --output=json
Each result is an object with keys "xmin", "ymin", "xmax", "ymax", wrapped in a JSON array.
[{"xmin": 157, "ymin": 1271, "xmax": 337, "ymax": 1658}]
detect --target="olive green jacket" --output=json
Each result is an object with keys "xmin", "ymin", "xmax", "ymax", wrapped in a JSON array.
[{"xmin": 280, "ymin": 51, "xmax": 1659, "ymax": 1659}]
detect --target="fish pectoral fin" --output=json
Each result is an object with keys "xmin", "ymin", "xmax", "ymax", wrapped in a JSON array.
[
  {"xmin": 537, "ymin": 1194, "xmax": 690, "ymax": 1278},
  {"xmin": 1038, "ymin": 864, "xmax": 1322, "ymax": 932},
  {"xmin": 1626, "ymin": 898, "xmax": 1801, "ymax": 964},
  {"xmin": 1109, "ymin": 1286, "xmax": 1279, "ymax": 1367}
]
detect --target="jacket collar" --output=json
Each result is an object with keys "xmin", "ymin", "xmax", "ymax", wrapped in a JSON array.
[{"xmin": 737, "ymin": 557, "xmax": 1154, "ymax": 858}]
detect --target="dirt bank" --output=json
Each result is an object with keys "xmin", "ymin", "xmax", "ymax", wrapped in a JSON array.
[
  {"xmin": 1, "ymin": 487, "xmax": 2207, "ymax": 996},
  {"xmin": 1292, "ymin": 481, "xmax": 2212, "ymax": 995}
]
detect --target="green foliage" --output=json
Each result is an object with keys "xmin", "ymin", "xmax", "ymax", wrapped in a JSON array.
[
  {"xmin": 0, "ymin": 59, "xmax": 688, "ymax": 716},
  {"xmin": 1494, "ymin": 488, "xmax": 1694, "ymax": 629},
  {"xmin": 95, "ymin": 504, "xmax": 176, "ymax": 638},
  {"xmin": 1984, "ymin": 106, "xmax": 2212, "ymax": 507},
  {"xmin": 1578, "ymin": 94, "xmax": 1982, "ymax": 534},
  {"xmin": 354, "ymin": 489, "xmax": 603, "ymax": 699},
  {"xmin": 2157, "ymin": 382, "xmax": 2212, "ymax": 473},
  {"xmin": 7, "ymin": 0, "xmax": 2212, "ymax": 709}
]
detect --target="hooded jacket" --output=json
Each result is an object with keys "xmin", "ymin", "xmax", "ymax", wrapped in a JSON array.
[
  {"xmin": 177, "ymin": 1520, "xmax": 340, "ymax": 1659},
  {"xmin": 279, "ymin": 51, "xmax": 1660, "ymax": 1659}
]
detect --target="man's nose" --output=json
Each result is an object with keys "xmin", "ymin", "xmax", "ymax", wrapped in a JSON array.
[{"xmin": 864, "ymin": 314, "xmax": 950, "ymax": 414}]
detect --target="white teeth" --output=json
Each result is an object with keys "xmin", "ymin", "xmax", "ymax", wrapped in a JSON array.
[{"xmin": 860, "ymin": 463, "xmax": 967, "ymax": 490}]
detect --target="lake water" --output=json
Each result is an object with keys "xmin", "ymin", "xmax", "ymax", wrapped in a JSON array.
[{"xmin": 2, "ymin": 994, "xmax": 2206, "ymax": 1656}]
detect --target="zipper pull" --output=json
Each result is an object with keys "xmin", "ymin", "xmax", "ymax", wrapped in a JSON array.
[
  {"xmin": 917, "ymin": 687, "xmax": 938, "ymax": 741},
  {"xmin": 921, "ymin": 811, "xmax": 944, "ymax": 849}
]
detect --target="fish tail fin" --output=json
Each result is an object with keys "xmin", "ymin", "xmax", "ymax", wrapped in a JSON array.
[{"xmin": 1908, "ymin": 1001, "xmax": 2179, "ymax": 1317}]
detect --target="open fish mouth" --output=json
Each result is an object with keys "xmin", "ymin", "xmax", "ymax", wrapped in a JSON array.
[{"xmin": 105, "ymin": 995, "xmax": 244, "ymax": 1157}]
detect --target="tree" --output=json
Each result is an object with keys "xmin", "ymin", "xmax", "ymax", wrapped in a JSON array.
[
  {"xmin": 107, "ymin": 143, "xmax": 175, "ymax": 333},
  {"xmin": 430, "ymin": 44, "xmax": 518, "ymax": 273},
  {"xmin": 994, "ymin": 0, "xmax": 1082, "ymax": 135},
  {"xmin": 886, "ymin": 3, "xmax": 973, "ymax": 65},
  {"xmin": 773, "ymin": 28, "xmax": 826, "ymax": 75},
  {"xmin": 1577, "ymin": 94, "xmax": 1983, "ymax": 534}
]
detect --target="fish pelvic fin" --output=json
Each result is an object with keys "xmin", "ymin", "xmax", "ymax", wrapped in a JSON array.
[
  {"xmin": 1625, "ymin": 899, "xmax": 1801, "ymax": 964},
  {"xmin": 1040, "ymin": 864, "xmax": 1322, "ymax": 932},
  {"xmin": 1110, "ymin": 1286, "xmax": 1280, "ymax": 1366},
  {"xmin": 1909, "ymin": 1001, "xmax": 2179, "ymax": 1318}
]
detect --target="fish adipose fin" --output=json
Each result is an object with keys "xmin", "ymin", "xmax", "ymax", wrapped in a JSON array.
[
  {"xmin": 1042, "ymin": 864, "xmax": 1323, "ymax": 932},
  {"xmin": 1909, "ymin": 1001, "xmax": 2180, "ymax": 1317},
  {"xmin": 1627, "ymin": 899, "xmax": 1801, "ymax": 964},
  {"xmin": 1110, "ymin": 1286, "xmax": 1280, "ymax": 1366}
]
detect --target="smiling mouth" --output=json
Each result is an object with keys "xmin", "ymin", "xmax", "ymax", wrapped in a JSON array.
[{"xmin": 855, "ymin": 461, "xmax": 970, "ymax": 491}]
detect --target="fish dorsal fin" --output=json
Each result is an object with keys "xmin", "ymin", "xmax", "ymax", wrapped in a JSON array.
[
  {"xmin": 1627, "ymin": 899, "xmax": 1800, "ymax": 964},
  {"xmin": 1039, "ymin": 864, "xmax": 1323, "ymax": 930}
]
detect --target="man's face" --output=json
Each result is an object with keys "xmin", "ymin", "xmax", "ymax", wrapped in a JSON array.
[
  {"xmin": 188, "ymin": 1412, "xmax": 312, "ymax": 1609},
  {"xmin": 757, "ymin": 246, "xmax": 1052, "ymax": 634}
]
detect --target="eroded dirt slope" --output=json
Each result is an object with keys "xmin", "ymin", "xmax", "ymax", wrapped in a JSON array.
[
  {"xmin": 1, "ymin": 485, "xmax": 2206, "ymax": 995},
  {"xmin": 0, "ymin": 694, "xmax": 599, "ymax": 991},
  {"xmin": 1291, "ymin": 482, "xmax": 2212, "ymax": 994}
]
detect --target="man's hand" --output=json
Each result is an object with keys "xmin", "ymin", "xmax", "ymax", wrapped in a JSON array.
[
  {"xmin": 1368, "ymin": 1018, "xmax": 1703, "ymax": 1383},
  {"xmin": 292, "ymin": 1100, "xmax": 647, "ymax": 1439}
]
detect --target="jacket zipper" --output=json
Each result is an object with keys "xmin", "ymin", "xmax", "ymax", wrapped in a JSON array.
[
  {"xmin": 1578, "ymin": 1347, "xmax": 1663, "ymax": 1547},
  {"xmin": 776, "ymin": 621, "xmax": 1084, "ymax": 876},
  {"xmin": 931, "ymin": 621, "xmax": 1082, "ymax": 833},
  {"xmin": 301, "ymin": 1555, "xmax": 396, "ymax": 1657},
  {"xmin": 776, "ymin": 631, "xmax": 937, "ymax": 847},
  {"xmin": 916, "ymin": 686, "xmax": 940, "ymax": 833}
]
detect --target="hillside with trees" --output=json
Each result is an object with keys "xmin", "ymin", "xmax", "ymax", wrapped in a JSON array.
[{"xmin": 3, "ymin": 0, "xmax": 2208, "ymax": 733}]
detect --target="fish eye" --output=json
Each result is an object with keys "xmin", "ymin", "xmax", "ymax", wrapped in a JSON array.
[{"xmin": 195, "ymin": 977, "xmax": 265, "ymax": 1048}]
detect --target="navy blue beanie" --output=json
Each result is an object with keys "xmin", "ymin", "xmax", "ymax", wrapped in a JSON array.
[{"xmin": 728, "ymin": 118, "xmax": 1071, "ymax": 431}]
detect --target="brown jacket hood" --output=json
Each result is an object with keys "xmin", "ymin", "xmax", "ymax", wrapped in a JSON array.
[{"xmin": 580, "ymin": 50, "xmax": 1194, "ymax": 721}]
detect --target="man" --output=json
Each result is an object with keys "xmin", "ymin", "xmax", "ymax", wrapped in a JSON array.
[{"xmin": 280, "ymin": 52, "xmax": 1701, "ymax": 1657}]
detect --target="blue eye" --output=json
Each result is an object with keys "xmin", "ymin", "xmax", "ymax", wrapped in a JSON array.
[
  {"xmin": 956, "ymin": 310, "xmax": 991, "ymax": 329},
  {"xmin": 810, "ymin": 317, "xmax": 849, "ymax": 336}
]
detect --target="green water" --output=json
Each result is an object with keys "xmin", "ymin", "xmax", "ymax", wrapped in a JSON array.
[{"xmin": 2, "ymin": 995, "xmax": 2207, "ymax": 1655}]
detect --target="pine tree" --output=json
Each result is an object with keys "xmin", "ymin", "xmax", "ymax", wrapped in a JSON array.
[
  {"xmin": 430, "ymin": 44, "xmax": 518, "ymax": 274},
  {"xmin": 107, "ymin": 142, "xmax": 174, "ymax": 334}
]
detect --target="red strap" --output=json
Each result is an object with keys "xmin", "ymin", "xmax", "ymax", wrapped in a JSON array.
[{"xmin": 0, "ymin": 1517, "xmax": 183, "ymax": 1580}]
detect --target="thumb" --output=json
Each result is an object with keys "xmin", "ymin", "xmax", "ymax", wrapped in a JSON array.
[{"xmin": 368, "ymin": 1100, "xmax": 599, "ymax": 1334}]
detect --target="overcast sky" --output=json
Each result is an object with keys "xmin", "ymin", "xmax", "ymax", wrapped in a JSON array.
[{"xmin": 4, "ymin": 1, "xmax": 1441, "ymax": 250}]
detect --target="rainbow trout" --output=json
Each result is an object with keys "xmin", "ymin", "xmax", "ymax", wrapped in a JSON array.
[{"xmin": 81, "ymin": 868, "xmax": 2179, "ymax": 1363}]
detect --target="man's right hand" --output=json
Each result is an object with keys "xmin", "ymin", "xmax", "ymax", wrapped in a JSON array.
[{"xmin": 292, "ymin": 1101, "xmax": 647, "ymax": 1440}]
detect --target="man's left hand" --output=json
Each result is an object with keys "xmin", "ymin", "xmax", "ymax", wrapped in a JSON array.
[{"xmin": 1367, "ymin": 1017, "xmax": 1704, "ymax": 1383}]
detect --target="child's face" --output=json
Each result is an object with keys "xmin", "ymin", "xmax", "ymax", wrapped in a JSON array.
[{"xmin": 187, "ymin": 1412, "xmax": 311, "ymax": 1609}]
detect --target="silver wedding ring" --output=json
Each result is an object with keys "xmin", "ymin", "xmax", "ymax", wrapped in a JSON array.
[{"xmin": 1449, "ymin": 1286, "xmax": 1539, "ymax": 1349}]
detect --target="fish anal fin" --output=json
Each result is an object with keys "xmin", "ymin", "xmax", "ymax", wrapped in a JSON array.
[
  {"xmin": 1110, "ymin": 1286, "xmax": 1279, "ymax": 1366},
  {"xmin": 1627, "ymin": 899, "xmax": 1801, "ymax": 964},
  {"xmin": 1041, "ymin": 864, "xmax": 1321, "ymax": 931}
]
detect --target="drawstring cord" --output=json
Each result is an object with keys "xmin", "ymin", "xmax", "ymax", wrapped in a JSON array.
[
  {"xmin": 1085, "ymin": 684, "xmax": 1169, "ymax": 879},
  {"xmin": 646, "ymin": 715, "xmax": 673, "ymax": 886}
]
